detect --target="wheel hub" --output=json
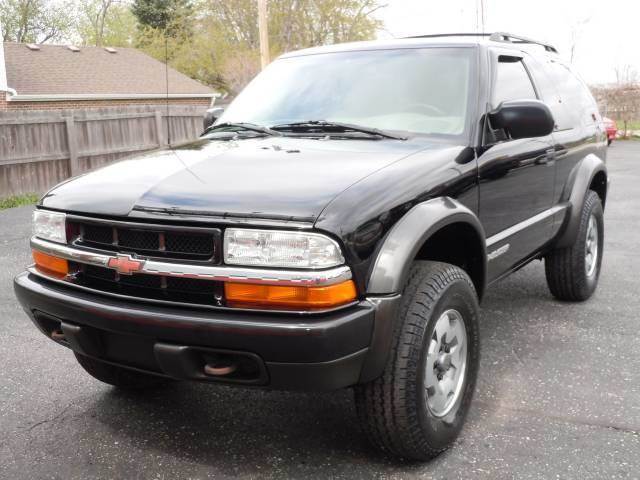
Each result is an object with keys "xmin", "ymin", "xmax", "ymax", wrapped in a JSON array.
[
  {"xmin": 435, "ymin": 353, "xmax": 452, "ymax": 373},
  {"xmin": 425, "ymin": 309, "xmax": 467, "ymax": 417}
]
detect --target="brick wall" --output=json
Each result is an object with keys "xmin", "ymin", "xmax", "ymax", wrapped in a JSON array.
[
  {"xmin": 3, "ymin": 97, "xmax": 212, "ymax": 110},
  {"xmin": 0, "ymin": 92, "xmax": 7, "ymax": 110}
]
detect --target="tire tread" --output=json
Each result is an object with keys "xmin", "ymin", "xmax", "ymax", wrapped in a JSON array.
[
  {"xmin": 355, "ymin": 261, "xmax": 478, "ymax": 460},
  {"xmin": 545, "ymin": 190, "xmax": 603, "ymax": 301}
]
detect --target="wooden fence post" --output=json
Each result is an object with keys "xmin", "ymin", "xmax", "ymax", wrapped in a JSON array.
[
  {"xmin": 154, "ymin": 110, "xmax": 164, "ymax": 146},
  {"xmin": 65, "ymin": 116, "xmax": 79, "ymax": 176}
]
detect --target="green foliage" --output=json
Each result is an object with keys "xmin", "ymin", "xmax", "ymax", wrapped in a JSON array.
[
  {"xmin": 77, "ymin": 1, "xmax": 138, "ymax": 47},
  {"xmin": 0, "ymin": 194, "xmax": 39, "ymax": 210},
  {"xmin": 0, "ymin": 0, "xmax": 73, "ymax": 43},
  {"xmin": 145, "ymin": 0, "xmax": 385, "ymax": 94},
  {"xmin": 2, "ymin": 0, "xmax": 384, "ymax": 95},
  {"xmin": 267, "ymin": 0, "xmax": 384, "ymax": 51},
  {"xmin": 131, "ymin": 0, "xmax": 193, "ymax": 33}
]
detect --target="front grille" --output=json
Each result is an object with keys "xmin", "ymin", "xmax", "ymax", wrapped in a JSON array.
[
  {"xmin": 69, "ymin": 219, "xmax": 220, "ymax": 263},
  {"xmin": 83, "ymin": 223, "xmax": 113, "ymax": 244},
  {"xmin": 78, "ymin": 263, "xmax": 224, "ymax": 306},
  {"xmin": 118, "ymin": 228, "xmax": 159, "ymax": 251},
  {"xmin": 63, "ymin": 217, "xmax": 224, "ymax": 307}
]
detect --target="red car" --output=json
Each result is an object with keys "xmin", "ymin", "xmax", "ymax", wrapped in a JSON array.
[{"xmin": 603, "ymin": 117, "xmax": 617, "ymax": 145}]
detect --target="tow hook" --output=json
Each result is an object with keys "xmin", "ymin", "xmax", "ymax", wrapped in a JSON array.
[
  {"xmin": 204, "ymin": 363, "xmax": 237, "ymax": 377},
  {"xmin": 51, "ymin": 329, "xmax": 65, "ymax": 341}
]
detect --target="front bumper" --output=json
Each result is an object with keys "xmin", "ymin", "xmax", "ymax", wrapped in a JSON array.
[{"xmin": 14, "ymin": 271, "xmax": 394, "ymax": 391}]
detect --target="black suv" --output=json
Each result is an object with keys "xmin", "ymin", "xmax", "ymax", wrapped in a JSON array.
[{"xmin": 15, "ymin": 33, "xmax": 608, "ymax": 460}]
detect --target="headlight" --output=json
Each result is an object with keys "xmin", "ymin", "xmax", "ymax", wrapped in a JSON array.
[
  {"xmin": 33, "ymin": 210, "xmax": 67, "ymax": 244},
  {"xmin": 224, "ymin": 228, "xmax": 344, "ymax": 269}
]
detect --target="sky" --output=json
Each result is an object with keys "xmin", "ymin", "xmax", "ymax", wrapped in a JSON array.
[{"xmin": 377, "ymin": 0, "xmax": 640, "ymax": 85}]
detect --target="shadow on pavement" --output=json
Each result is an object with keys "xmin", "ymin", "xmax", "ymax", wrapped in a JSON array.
[{"xmin": 81, "ymin": 262, "xmax": 557, "ymax": 476}]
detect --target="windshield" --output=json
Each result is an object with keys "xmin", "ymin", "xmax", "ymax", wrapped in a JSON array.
[{"xmin": 219, "ymin": 47, "xmax": 476, "ymax": 139}]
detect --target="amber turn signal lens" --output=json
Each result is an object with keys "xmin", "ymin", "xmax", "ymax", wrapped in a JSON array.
[
  {"xmin": 225, "ymin": 280, "xmax": 357, "ymax": 310},
  {"xmin": 32, "ymin": 250, "xmax": 69, "ymax": 279}
]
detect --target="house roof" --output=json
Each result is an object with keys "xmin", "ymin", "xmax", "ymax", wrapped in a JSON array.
[{"xmin": 2, "ymin": 43, "xmax": 216, "ymax": 99}]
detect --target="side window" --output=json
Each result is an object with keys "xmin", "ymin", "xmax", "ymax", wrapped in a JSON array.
[
  {"xmin": 491, "ymin": 57, "xmax": 537, "ymax": 107},
  {"xmin": 525, "ymin": 57, "xmax": 572, "ymax": 130},
  {"xmin": 486, "ymin": 56, "xmax": 538, "ymax": 143},
  {"xmin": 546, "ymin": 60, "xmax": 596, "ymax": 130}
]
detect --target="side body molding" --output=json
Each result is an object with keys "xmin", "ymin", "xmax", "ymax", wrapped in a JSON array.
[
  {"xmin": 366, "ymin": 197, "xmax": 487, "ymax": 296},
  {"xmin": 555, "ymin": 154, "xmax": 608, "ymax": 248}
]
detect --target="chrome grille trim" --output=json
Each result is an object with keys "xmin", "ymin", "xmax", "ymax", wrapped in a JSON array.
[
  {"xmin": 31, "ymin": 236, "xmax": 352, "ymax": 287},
  {"xmin": 25, "ymin": 266, "xmax": 358, "ymax": 315}
]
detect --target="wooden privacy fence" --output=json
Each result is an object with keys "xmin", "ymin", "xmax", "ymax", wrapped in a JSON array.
[{"xmin": 0, "ymin": 105, "xmax": 208, "ymax": 198}]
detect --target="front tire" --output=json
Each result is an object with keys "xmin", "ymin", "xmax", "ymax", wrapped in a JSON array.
[
  {"xmin": 355, "ymin": 261, "xmax": 480, "ymax": 461},
  {"xmin": 545, "ymin": 190, "xmax": 604, "ymax": 301},
  {"xmin": 75, "ymin": 353, "xmax": 170, "ymax": 389}
]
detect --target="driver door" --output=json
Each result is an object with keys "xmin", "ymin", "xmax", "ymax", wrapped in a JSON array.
[{"xmin": 477, "ymin": 51, "xmax": 556, "ymax": 282}]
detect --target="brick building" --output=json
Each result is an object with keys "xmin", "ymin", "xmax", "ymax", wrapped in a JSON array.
[{"xmin": 0, "ymin": 42, "xmax": 217, "ymax": 110}]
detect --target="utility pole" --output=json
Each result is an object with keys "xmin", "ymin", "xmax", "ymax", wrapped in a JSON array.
[{"xmin": 258, "ymin": 0, "xmax": 270, "ymax": 69}]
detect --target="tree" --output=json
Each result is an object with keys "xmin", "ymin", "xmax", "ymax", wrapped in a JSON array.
[
  {"xmin": 568, "ymin": 15, "xmax": 591, "ymax": 64},
  {"xmin": 131, "ymin": 0, "xmax": 193, "ymax": 33},
  {"xmin": 613, "ymin": 65, "xmax": 640, "ymax": 137},
  {"xmin": 199, "ymin": 0, "xmax": 384, "ymax": 94},
  {"xmin": 593, "ymin": 65, "xmax": 640, "ymax": 138},
  {"xmin": 614, "ymin": 64, "xmax": 638, "ymax": 86},
  {"xmin": 76, "ymin": 0, "xmax": 137, "ymax": 47},
  {"xmin": 606, "ymin": 85, "xmax": 640, "ymax": 137},
  {"xmin": 131, "ymin": 0, "xmax": 385, "ymax": 95},
  {"xmin": 0, "ymin": 0, "xmax": 73, "ymax": 43},
  {"xmin": 205, "ymin": 0, "xmax": 383, "ymax": 52}
]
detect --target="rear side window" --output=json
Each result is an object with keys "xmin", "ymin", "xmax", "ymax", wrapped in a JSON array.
[
  {"xmin": 524, "ymin": 57, "xmax": 572, "ymax": 130},
  {"xmin": 492, "ymin": 58, "xmax": 537, "ymax": 107},
  {"xmin": 546, "ymin": 60, "xmax": 597, "ymax": 129}
]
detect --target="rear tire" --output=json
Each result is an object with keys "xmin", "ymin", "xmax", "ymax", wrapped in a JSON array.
[
  {"xmin": 545, "ymin": 190, "xmax": 604, "ymax": 301},
  {"xmin": 355, "ymin": 261, "xmax": 480, "ymax": 461},
  {"xmin": 74, "ymin": 353, "xmax": 169, "ymax": 389}
]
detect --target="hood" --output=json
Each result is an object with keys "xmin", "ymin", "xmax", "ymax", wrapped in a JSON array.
[{"xmin": 40, "ymin": 136, "xmax": 438, "ymax": 222}]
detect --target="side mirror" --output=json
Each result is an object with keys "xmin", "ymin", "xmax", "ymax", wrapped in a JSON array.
[
  {"xmin": 488, "ymin": 100, "xmax": 554, "ymax": 140},
  {"xmin": 203, "ymin": 107, "xmax": 224, "ymax": 131}
]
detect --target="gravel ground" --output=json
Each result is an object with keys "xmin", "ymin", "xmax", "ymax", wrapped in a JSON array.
[{"xmin": 0, "ymin": 142, "xmax": 639, "ymax": 479}]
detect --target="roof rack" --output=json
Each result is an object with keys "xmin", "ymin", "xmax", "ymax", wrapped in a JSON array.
[
  {"xmin": 405, "ymin": 33, "xmax": 491, "ymax": 39},
  {"xmin": 403, "ymin": 32, "xmax": 558, "ymax": 53},
  {"xmin": 489, "ymin": 32, "xmax": 557, "ymax": 53}
]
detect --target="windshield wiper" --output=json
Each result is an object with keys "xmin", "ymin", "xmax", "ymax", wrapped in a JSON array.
[
  {"xmin": 271, "ymin": 120, "xmax": 407, "ymax": 140},
  {"xmin": 204, "ymin": 122, "xmax": 282, "ymax": 137}
]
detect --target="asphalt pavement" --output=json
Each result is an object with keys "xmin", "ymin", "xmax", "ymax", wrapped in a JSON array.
[{"xmin": 0, "ymin": 142, "xmax": 639, "ymax": 479}]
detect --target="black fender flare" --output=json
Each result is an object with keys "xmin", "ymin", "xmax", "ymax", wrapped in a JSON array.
[
  {"xmin": 366, "ymin": 197, "xmax": 487, "ymax": 297},
  {"xmin": 555, "ymin": 154, "xmax": 608, "ymax": 248},
  {"xmin": 359, "ymin": 197, "xmax": 487, "ymax": 383}
]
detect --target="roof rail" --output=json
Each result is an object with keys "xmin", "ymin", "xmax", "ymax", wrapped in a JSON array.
[
  {"xmin": 402, "ymin": 32, "xmax": 558, "ymax": 54},
  {"xmin": 489, "ymin": 32, "xmax": 558, "ymax": 53},
  {"xmin": 405, "ymin": 33, "xmax": 492, "ymax": 39}
]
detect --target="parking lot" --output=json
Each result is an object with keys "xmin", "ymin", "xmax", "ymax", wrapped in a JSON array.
[{"xmin": 1, "ymin": 141, "xmax": 639, "ymax": 479}]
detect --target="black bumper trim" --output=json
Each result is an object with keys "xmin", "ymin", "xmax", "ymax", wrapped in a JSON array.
[
  {"xmin": 14, "ymin": 272, "xmax": 374, "ymax": 365},
  {"xmin": 29, "ymin": 309, "xmax": 369, "ymax": 391}
]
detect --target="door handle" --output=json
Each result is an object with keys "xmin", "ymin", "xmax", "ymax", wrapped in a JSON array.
[{"xmin": 536, "ymin": 148, "xmax": 556, "ymax": 166}]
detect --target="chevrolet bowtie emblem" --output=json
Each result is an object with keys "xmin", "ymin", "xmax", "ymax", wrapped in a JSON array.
[{"xmin": 107, "ymin": 254, "xmax": 145, "ymax": 275}]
